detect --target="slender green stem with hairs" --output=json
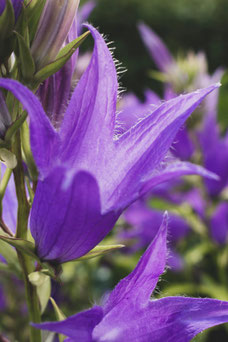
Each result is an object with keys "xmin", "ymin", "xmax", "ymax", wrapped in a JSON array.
[{"xmin": 12, "ymin": 130, "xmax": 41, "ymax": 342}]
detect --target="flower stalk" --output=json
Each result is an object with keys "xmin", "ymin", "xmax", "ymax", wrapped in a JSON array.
[{"xmin": 12, "ymin": 128, "xmax": 41, "ymax": 342}]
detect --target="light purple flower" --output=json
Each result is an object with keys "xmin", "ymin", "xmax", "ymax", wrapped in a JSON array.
[
  {"xmin": 33, "ymin": 214, "xmax": 228, "ymax": 341},
  {"xmin": 2, "ymin": 166, "xmax": 17, "ymax": 234},
  {"xmin": 138, "ymin": 22, "xmax": 174, "ymax": 73},
  {"xmin": 210, "ymin": 202, "xmax": 228, "ymax": 244},
  {"xmin": 0, "ymin": 26, "xmax": 219, "ymax": 263}
]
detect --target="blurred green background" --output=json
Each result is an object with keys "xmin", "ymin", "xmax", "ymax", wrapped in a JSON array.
[{"xmin": 82, "ymin": 0, "xmax": 228, "ymax": 96}]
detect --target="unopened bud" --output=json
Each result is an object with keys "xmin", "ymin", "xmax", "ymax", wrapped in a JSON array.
[{"xmin": 31, "ymin": 0, "xmax": 80, "ymax": 70}]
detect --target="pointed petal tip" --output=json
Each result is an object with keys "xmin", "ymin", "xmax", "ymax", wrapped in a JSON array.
[
  {"xmin": 161, "ymin": 211, "xmax": 169, "ymax": 231},
  {"xmin": 155, "ymin": 211, "xmax": 168, "ymax": 243}
]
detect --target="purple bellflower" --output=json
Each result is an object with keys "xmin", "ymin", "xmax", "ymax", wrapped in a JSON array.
[
  {"xmin": 0, "ymin": 25, "xmax": 219, "ymax": 264},
  {"xmin": 34, "ymin": 214, "xmax": 228, "ymax": 342}
]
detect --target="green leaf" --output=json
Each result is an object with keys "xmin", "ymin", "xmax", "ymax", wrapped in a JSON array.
[
  {"xmin": 50, "ymin": 297, "xmax": 66, "ymax": 321},
  {"xmin": 0, "ymin": 234, "xmax": 39, "ymax": 261},
  {"xmin": 50, "ymin": 297, "xmax": 66, "ymax": 342},
  {"xmin": 21, "ymin": 120, "xmax": 38, "ymax": 181},
  {"xmin": 218, "ymin": 70, "xmax": 228, "ymax": 131},
  {"xmin": 15, "ymin": 4, "xmax": 29, "ymax": 45},
  {"xmin": 75, "ymin": 244, "xmax": 125, "ymax": 262},
  {"xmin": 14, "ymin": 31, "xmax": 35, "ymax": 81},
  {"xmin": 0, "ymin": 0, "xmax": 15, "ymax": 40},
  {"xmin": 29, "ymin": 271, "xmax": 51, "ymax": 313},
  {"xmin": 34, "ymin": 31, "xmax": 90, "ymax": 83},
  {"xmin": 5, "ymin": 110, "xmax": 27, "ymax": 142}
]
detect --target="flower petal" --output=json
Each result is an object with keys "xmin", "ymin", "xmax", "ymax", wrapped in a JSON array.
[
  {"xmin": 32, "ymin": 306, "xmax": 103, "ymax": 341},
  {"xmin": 30, "ymin": 167, "xmax": 119, "ymax": 263},
  {"xmin": 94, "ymin": 297, "xmax": 228, "ymax": 342},
  {"xmin": 104, "ymin": 213, "xmax": 168, "ymax": 313},
  {"xmin": 139, "ymin": 161, "xmax": 219, "ymax": 197},
  {"xmin": 138, "ymin": 22, "xmax": 174, "ymax": 72},
  {"xmin": 0, "ymin": 79, "xmax": 58, "ymax": 178},
  {"xmin": 108, "ymin": 84, "xmax": 219, "ymax": 209},
  {"xmin": 2, "ymin": 165, "xmax": 17, "ymax": 234},
  {"xmin": 59, "ymin": 24, "xmax": 118, "ymax": 167}
]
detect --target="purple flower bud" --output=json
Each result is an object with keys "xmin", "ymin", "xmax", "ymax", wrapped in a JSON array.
[{"xmin": 31, "ymin": 0, "xmax": 80, "ymax": 69}]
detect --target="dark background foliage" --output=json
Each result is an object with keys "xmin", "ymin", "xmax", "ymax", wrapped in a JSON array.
[{"xmin": 84, "ymin": 0, "xmax": 228, "ymax": 96}]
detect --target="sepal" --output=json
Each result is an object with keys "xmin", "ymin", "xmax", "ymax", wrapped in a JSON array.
[
  {"xmin": 0, "ymin": 234, "xmax": 38, "ymax": 260},
  {"xmin": 34, "ymin": 31, "xmax": 90, "ymax": 83},
  {"xmin": 14, "ymin": 31, "xmax": 35, "ymax": 82},
  {"xmin": 75, "ymin": 244, "xmax": 125, "ymax": 261},
  {"xmin": 50, "ymin": 297, "xmax": 66, "ymax": 342}
]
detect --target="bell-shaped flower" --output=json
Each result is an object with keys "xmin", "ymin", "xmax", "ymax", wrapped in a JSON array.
[
  {"xmin": 0, "ymin": 25, "xmax": 219, "ymax": 263},
  {"xmin": 33, "ymin": 214, "xmax": 228, "ymax": 341}
]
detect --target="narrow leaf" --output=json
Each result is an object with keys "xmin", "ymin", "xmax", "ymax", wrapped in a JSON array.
[
  {"xmin": 50, "ymin": 297, "xmax": 66, "ymax": 342},
  {"xmin": 50, "ymin": 297, "xmax": 66, "ymax": 321},
  {"xmin": 0, "ymin": 234, "xmax": 39, "ymax": 260},
  {"xmin": 0, "ymin": 0, "xmax": 14, "ymax": 40},
  {"xmin": 34, "ymin": 31, "xmax": 90, "ymax": 83},
  {"xmin": 14, "ymin": 31, "xmax": 35, "ymax": 81},
  {"xmin": 5, "ymin": 111, "xmax": 27, "ymax": 142},
  {"xmin": 75, "ymin": 244, "xmax": 125, "ymax": 261}
]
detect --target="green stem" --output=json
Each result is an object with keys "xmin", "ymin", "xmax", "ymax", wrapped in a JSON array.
[
  {"xmin": 0, "ymin": 167, "xmax": 12, "ymax": 214},
  {"xmin": 12, "ymin": 130, "xmax": 41, "ymax": 342},
  {"xmin": 17, "ymin": 251, "xmax": 41, "ymax": 342}
]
